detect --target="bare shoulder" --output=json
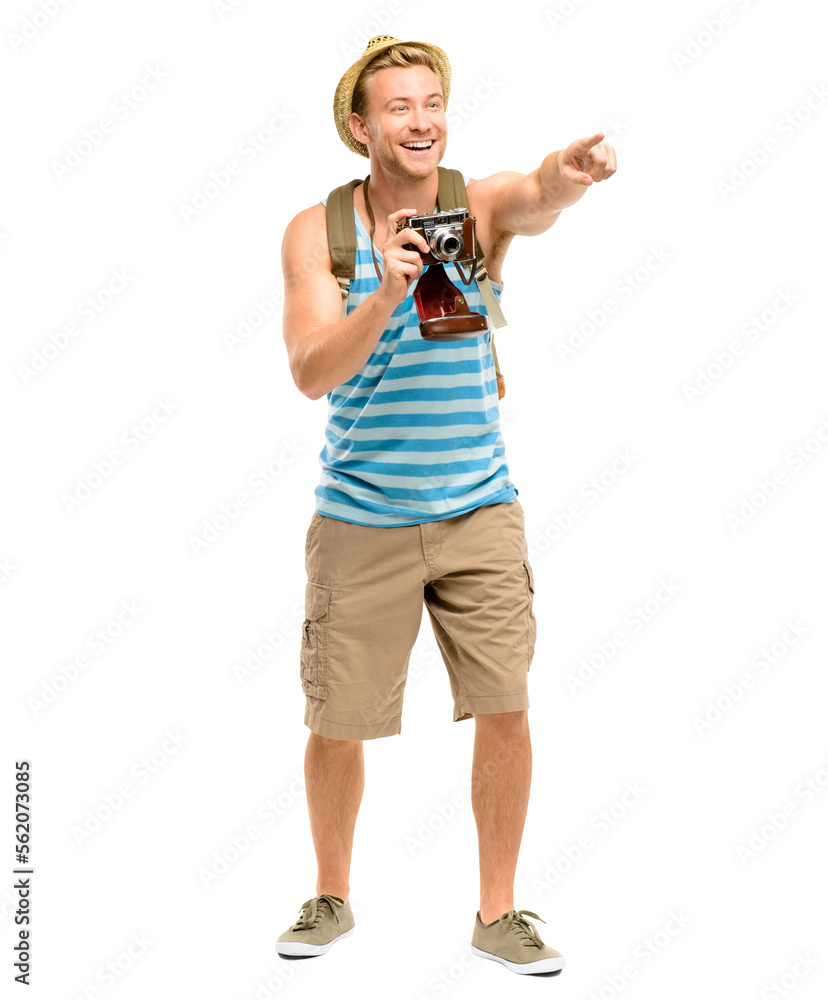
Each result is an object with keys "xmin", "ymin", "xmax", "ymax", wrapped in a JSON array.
[
  {"xmin": 281, "ymin": 203, "xmax": 332, "ymax": 281},
  {"xmin": 466, "ymin": 171, "xmax": 526, "ymax": 236},
  {"xmin": 466, "ymin": 171, "xmax": 525, "ymax": 216}
]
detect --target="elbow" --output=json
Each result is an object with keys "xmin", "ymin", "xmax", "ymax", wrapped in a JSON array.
[
  {"xmin": 293, "ymin": 370, "xmax": 325, "ymax": 401},
  {"xmin": 292, "ymin": 364, "xmax": 327, "ymax": 401},
  {"xmin": 287, "ymin": 343, "xmax": 324, "ymax": 400},
  {"xmin": 287, "ymin": 331, "xmax": 330, "ymax": 401}
]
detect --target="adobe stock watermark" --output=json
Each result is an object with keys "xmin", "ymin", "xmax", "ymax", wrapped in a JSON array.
[
  {"xmin": 533, "ymin": 781, "xmax": 647, "ymax": 895},
  {"xmin": 187, "ymin": 439, "xmax": 305, "ymax": 555},
  {"xmin": 178, "ymin": 106, "xmax": 295, "ymax": 223},
  {"xmin": 222, "ymin": 284, "xmax": 284, "ymax": 353},
  {"xmin": 407, "ymin": 637, "xmax": 442, "ymax": 681},
  {"xmin": 528, "ymin": 448, "xmax": 638, "ymax": 559},
  {"xmin": 0, "ymin": 890, "xmax": 18, "ymax": 930},
  {"xmin": 404, "ymin": 784, "xmax": 469, "ymax": 856},
  {"xmin": 404, "ymin": 737, "xmax": 521, "ymax": 855},
  {"xmin": 585, "ymin": 909, "xmax": 692, "ymax": 1000},
  {"xmin": 61, "ymin": 396, "xmax": 178, "ymax": 513},
  {"xmin": 681, "ymin": 287, "xmax": 798, "ymax": 403},
  {"xmin": 240, "ymin": 956, "xmax": 307, "ymax": 1000},
  {"xmin": 691, "ymin": 619, "xmax": 808, "ymax": 737},
  {"xmin": 545, "ymin": 0, "xmax": 592, "ymax": 31},
  {"xmin": 671, "ymin": 0, "xmax": 758, "ymax": 72},
  {"xmin": 70, "ymin": 730, "xmax": 188, "ymax": 846},
  {"xmin": 348, "ymin": 634, "xmax": 439, "ymax": 729},
  {"xmin": 230, "ymin": 600, "xmax": 304, "ymax": 684},
  {"xmin": 736, "ymin": 755, "xmax": 828, "ymax": 864},
  {"xmin": 68, "ymin": 932, "xmax": 152, "ymax": 1000},
  {"xmin": 339, "ymin": 1, "xmax": 410, "ymax": 59},
  {"xmin": 410, "ymin": 944, "xmax": 480, "ymax": 999},
  {"xmin": 717, "ymin": 84, "xmax": 828, "ymax": 201},
  {"xmin": 28, "ymin": 600, "xmax": 145, "ymax": 717},
  {"xmin": 0, "ymin": 557, "xmax": 18, "ymax": 588},
  {"xmin": 759, "ymin": 953, "xmax": 819, "ymax": 1000},
  {"xmin": 7, "ymin": 0, "xmax": 75, "ymax": 52},
  {"xmin": 198, "ymin": 772, "xmax": 304, "ymax": 888},
  {"xmin": 726, "ymin": 415, "xmax": 828, "ymax": 533},
  {"xmin": 447, "ymin": 74, "xmax": 500, "ymax": 132},
  {"xmin": 51, "ymin": 66, "xmax": 169, "ymax": 181},
  {"xmin": 597, "ymin": 114, "xmax": 630, "ymax": 145},
  {"xmin": 554, "ymin": 246, "xmax": 672, "ymax": 361},
  {"xmin": 212, "ymin": 0, "xmax": 252, "ymax": 19},
  {"xmin": 565, "ymin": 577, "xmax": 682, "ymax": 694},
  {"xmin": 17, "ymin": 267, "xmax": 134, "ymax": 386}
]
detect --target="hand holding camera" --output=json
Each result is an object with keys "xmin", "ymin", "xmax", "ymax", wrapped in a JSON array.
[
  {"xmin": 376, "ymin": 208, "xmax": 430, "ymax": 308},
  {"xmin": 397, "ymin": 207, "xmax": 489, "ymax": 341},
  {"xmin": 398, "ymin": 209, "xmax": 475, "ymax": 266}
]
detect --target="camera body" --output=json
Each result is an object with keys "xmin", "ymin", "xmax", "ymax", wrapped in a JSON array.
[{"xmin": 400, "ymin": 208, "xmax": 476, "ymax": 266}]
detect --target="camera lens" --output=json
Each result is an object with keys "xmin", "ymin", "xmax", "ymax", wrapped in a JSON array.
[{"xmin": 431, "ymin": 230, "xmax": 464, "ymax": 260}]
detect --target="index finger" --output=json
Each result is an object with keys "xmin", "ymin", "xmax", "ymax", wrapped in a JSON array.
[
  {"xmin": 385, "ymin": 208, "xmax": 417, "ymax": 240},
  {"xmin": 573, "ymin": 132, "xmax": 605, "ymax": 150},
  {"xmin": 387, "ymin": 209, "xmax": 429, "ymax": 252}
]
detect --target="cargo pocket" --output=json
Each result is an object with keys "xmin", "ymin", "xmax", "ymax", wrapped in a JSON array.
[
  {"xmin": 523, "ymin": 560, "xmax": 537, "ymax": 666},
  {"xmin": 300, "ymin": 581, "xmax": 331, "ymax": 701}
]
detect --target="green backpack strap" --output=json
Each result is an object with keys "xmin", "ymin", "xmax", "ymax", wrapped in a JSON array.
[
  {"xmin": 326, "ymin": 178, "xmax": 364, "ymax": 321},
  {"xmin": 436, "ymin": 167, "xmax": 507, "ymax": 399}
]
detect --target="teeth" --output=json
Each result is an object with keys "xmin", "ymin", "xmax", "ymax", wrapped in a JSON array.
[{"xmin": 403, "ymin": 141, "xmax": 432, "ymax": 148}]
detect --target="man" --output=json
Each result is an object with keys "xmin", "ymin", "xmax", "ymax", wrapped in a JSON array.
[{"xmin": 277, "ymin": 36, "xmax": 616, "ymax": 976}]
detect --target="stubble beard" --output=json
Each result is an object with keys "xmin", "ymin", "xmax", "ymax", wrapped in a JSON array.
[{"xmin": 368, "ymin": 126, "xmax": 445, "ymax": 184}]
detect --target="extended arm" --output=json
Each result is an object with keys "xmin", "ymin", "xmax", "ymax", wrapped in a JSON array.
[{"xmin": 470, "ymin": 132, "xmax": 617, "ymax": 239}]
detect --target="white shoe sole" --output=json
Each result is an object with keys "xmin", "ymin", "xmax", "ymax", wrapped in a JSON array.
[
  {"xmin": 277, "ymin": 927, "xmax": 355, "ymax": 957},
  {"xmin": 471, "ymin": 944, "xmax": 565, "ymax": 975}
]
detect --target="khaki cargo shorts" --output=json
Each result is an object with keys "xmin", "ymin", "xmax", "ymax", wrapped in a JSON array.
[{"xmin": 299, "ymin": 497, "xmax": 536, "ymax": 740}]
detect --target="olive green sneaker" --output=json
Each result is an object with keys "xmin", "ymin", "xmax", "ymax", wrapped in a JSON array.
[
  {"xmin": 471, "ymin": 908, "xmax": 565, "ymax": 975},
  {"xmin": 276, "ymin": 893, "xmax": 355, "ymax": 957}
]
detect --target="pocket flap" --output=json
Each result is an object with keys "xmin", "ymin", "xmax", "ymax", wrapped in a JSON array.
[{"xmin": 305, "ymin": 580, "xmax": 331, "ymax": 620}]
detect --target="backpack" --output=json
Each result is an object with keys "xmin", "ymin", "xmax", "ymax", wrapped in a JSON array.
[{"xmin": 324, "ymin": 166, "xmax": 507, "ymax": 399}]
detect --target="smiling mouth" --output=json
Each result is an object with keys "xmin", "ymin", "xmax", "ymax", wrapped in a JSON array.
[{"xmin": 401, "ymin": 140, "xmax": 435, "ymax": 152}]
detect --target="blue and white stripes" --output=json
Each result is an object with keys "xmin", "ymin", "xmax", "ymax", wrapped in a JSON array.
[{"xmin": 315, "ymin": 181, "xmax": 517, "ymax": 526}]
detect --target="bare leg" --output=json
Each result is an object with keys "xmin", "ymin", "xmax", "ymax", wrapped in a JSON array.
[
  {"xmin": 304, "ymin": 732, "xmax": 364, "ymax": 903},
  {"xmin": 471, "ymin": 710, "xmax": 532, "ymax": 924}
]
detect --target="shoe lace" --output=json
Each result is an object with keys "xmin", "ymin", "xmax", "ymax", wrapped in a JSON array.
[
  {"xmin": 290, "ymin": 894, "xmax": 342, "ymax": 931},
  {"xmin": 502, "ymin": 909, "xmax": 546, "ymax": 948}
]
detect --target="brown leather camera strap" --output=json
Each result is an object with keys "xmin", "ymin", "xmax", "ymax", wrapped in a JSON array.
[
  {"xmin": 436, "ymin": 168, "xmax": 506, "ymax": 398},
  {"xmin": 436, "ymin": 167, "xmax": 507, "ymax": 331}
]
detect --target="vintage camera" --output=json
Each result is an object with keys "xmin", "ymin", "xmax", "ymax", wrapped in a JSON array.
[
  {"xmin": 398, "ymin": 207, "xmax": 489, "ymax": 342},
  {"xmin": 399, "ymin": 208, "xmax": 475, "ymax": 265}
]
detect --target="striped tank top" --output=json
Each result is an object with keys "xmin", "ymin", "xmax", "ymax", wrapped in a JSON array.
[{"xmin": 315, "ymin": 176, "xmax": 517, "ymax": 527}]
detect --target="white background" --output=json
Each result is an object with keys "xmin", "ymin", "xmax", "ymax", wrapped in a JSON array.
[{"xmin": 2, "ymin": 0, "xmax": 827, "ymax": 997}]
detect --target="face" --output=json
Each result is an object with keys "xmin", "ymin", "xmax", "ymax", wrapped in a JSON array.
[{"xmin": 350, "ymin": 64, "xmax": 447, "ymax": 179}]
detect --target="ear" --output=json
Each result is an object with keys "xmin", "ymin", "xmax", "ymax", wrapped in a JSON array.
[{"xmin": 349, "ymin": 111, "xmax": 370, "ymax": 146}]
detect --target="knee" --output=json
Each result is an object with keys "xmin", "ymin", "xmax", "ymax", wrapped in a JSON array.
[
  {"xmin": 474, "ymin": 708, "xmax": 527, "ymax": 725},
  {"xmin": 474, "ymin": 709, "xmax": 529, "ymax": 738},
  {"xmin": 308, "ymin": 731, "xmax": 364, "ymax": 753}
]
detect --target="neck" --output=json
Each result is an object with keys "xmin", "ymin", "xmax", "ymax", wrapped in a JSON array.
[{"xmin": 364, "ymin": 161, "xmax": 439, "ymax": 228}]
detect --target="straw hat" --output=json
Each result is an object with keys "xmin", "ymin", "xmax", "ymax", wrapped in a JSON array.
[{"xmin": 333, "ymin": 35, "xmax": 451, "ymax": 157}]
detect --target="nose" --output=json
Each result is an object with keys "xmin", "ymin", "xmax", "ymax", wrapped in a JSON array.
[{"xmin": 409, "ymin": 104, "xmax": 430, "ymax": 132}]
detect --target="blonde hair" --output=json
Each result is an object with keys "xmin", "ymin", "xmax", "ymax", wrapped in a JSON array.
[{"xmin": 352, "ymin": 44, "xmax": 445, "ymax": 120}]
